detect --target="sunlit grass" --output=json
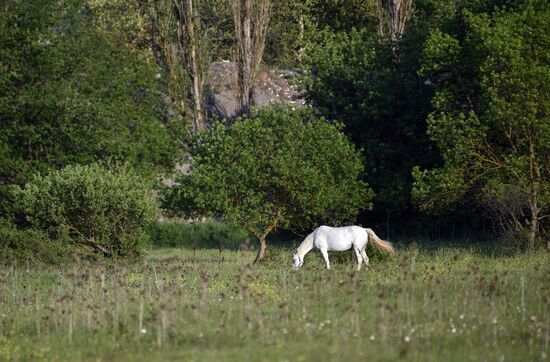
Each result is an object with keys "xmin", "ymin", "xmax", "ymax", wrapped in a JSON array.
[{"xmin": 1, "ymin": 244, "xmax": 549, "ymax": 361}]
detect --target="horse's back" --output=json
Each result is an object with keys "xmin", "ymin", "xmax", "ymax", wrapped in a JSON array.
[
  {"xmin": 316, "ymin": 225, "xmax": 365, "ymax": 236},
  {"xmin": 314, "ymin": 225, "xmax": 367, "ymax": 251}
]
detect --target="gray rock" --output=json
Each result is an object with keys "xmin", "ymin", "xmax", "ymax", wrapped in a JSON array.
[{"xmin": 206, "ymin": 61, "xmax": 305, "ymax": 120}]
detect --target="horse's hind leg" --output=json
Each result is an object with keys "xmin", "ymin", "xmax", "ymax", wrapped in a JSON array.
[
  {"xmin": 354, "ymin": 249, "xmax": 363, "ymax": 271},
  {"xmin": 360, "ymin": 249, "xmax": 369, "ymax": 267},
  {"xmin": 320, "ymin": 248, "xmax": 330, "ymax": 270}
]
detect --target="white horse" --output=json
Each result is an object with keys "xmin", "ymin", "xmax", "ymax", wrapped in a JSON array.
[{"xmin": 292, "ymin": 225, "xmax": 395, "ymax": 270}]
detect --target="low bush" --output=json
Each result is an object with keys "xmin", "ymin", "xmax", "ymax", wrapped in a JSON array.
[
  {"xmin": 0, "ymin": 220, "xmax": 69, "ymax": 265},
  {"xmin": 148, "ymin": 222, "xmax": 249, "ymax": 250},
  {"xmin": 20, "ymin": 163, "xmax": 158, "ymax": 258}
]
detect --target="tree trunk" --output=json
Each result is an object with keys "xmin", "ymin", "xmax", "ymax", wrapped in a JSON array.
[
  {"xmin": 375, "ymin": 0, "xmax": 413, "ymax": 58},
  {"xmin": 254, "ymin": 235, "xmax": 267, "ymax": 264},
  {"xmin": 251, "ymin": 209, "xmax": 280, "ymax": 264},
  {"xmin": 527, "ymin": 192, "xmax": 539, "ymax": 250},
  {"xmin": 185, "ymin": 0, "xmax": 205, "ymax": 132},
  {"xmin": 175, "ymin": 0, "xmax": 207, "ymax": 132},
  {"xmin": 528, "ymin": 203, "xmax": 538, "ymax": 250},
  {"xmin": 231, "ymin": 0, "xmax": 270, "ymax": 116},
  {"xmin": 241, "ymin": 0, "xmax": 253, "ymax": 114},
  {"xmin": 526, "ymin": 138, "xmax": 540, "ymax": 250},
  {"xmin": 297, "ymin": 13, "xmax": 304, "ymax": 64}
]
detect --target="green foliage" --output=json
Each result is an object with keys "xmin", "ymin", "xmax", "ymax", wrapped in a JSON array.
[
  {"xmin": 303, "ymin": 27, "xmax": 437, "ymax": 219},
  {"xmin": 20, "ymin": 163, "xmax": 158, "ymax": 257},
  {"xmin": 413, "ymin": 2, "xmax": 550, "ymax": 245},
  {"xmin": 0, "ymin": 0, "xmax": 183, "ymax": 218},
  {"xmin": 165, "ymin": 105, "xmax": 371, "ymax": 243},
  {"xmin": 418, "ymin": 29, "xmax": 461, "ymax": 75},
  {"xmin": 0, "ymin": 220, "xmax": 69, "ymax": 265},
  {"xmin": 86, "ymin": 0, "xmax": 153, "ymax": 47},
  {"xmin": 199, "ymin": 0, "xmax": 236, "ymax": 62},
  {"xmin": 304, "ymin": 0, "xmax": 376, "ymax": 35},
  {"xmin": 148, "ymin": 222, "xmax": 249, "ymax": 249},
  {"xmin": 1, "ymin": 0, "xmax": 548, "ymax": 247},
  {"xmin": 263, "ymin": 0, "xmax": 305, "ymax": 67}
]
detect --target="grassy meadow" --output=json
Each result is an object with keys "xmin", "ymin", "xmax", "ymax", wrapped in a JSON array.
[{"xmin": 0, "ymin": 242, "xmax": 549, "ymax": 361}]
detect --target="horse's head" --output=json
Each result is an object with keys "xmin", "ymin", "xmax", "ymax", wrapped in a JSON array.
[{"xmin": 292, "ymin": 249, "xmax": 303, "ymax": 270}]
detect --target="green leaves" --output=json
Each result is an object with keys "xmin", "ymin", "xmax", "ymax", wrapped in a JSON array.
[
  {"xmin": 165, "ymin": 105, "xmax": 371, "ymax": 242},
  {"xmin": 419, "ymin": 29, "xmax": 461, "ymax": 78},
  {"xmin": 413, "ymin": 1, "xmax": 550, "ymax": 245},
  {"xmin": 303, "ymin": 25, "xmax": 437, "ymax": 217},
  {"xmin": 0, "ymin": 0, "xmax": 182, "ymax": 217},
  {"xmin": 20, "ymin": 163, "xmax": 158, "ymax": 257}
]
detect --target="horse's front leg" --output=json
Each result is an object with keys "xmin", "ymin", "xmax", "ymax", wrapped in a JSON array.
[{"xmin": 320, "ymin": 248, "xmax": 330, "ymax": 269}]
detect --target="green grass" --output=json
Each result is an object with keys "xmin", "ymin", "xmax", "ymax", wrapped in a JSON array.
[
  {"xmin": 0, "ymin": 243, "xmax": 549, "ymax": 361},
  {"xmin": 147, "ymin": 222, "xmax": 250, "ymax": 250}
]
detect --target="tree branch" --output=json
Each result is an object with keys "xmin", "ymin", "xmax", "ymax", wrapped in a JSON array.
[{"xmin": 62, "ymin": 221, "xmax": 112, "ymax": 257}]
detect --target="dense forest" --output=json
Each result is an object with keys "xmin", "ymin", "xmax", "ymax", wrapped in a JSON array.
[{"xmin": 1, "ymin": 0, "xmax": 548, "ymax": 262}]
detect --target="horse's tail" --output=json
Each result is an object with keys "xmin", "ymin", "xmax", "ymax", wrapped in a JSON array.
[{"xmin": 366, "ymin": 228, "xmax": 395, "ymax": 255}]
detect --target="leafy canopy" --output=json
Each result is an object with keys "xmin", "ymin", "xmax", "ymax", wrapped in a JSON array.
[
  {"xmin": 0, "ymin": 0, "xmax": 183, "ymax": 218},
  {"xmin": 164, "ymin": 105, "xmax": 372, "ymax": 242},
  {"xmin": 303, "ymin": 26, "xmax": 437, "ymax": 219},
  {"xmin": 413, "ymin": 2, "xmax": 550, "ymax": 245}
]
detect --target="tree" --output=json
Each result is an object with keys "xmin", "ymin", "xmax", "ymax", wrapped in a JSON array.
[
  {"xmin": 303, "ymin": 26, "xmax": 437, "ymax": 233},
  {"xmin": 263, "ymin": 0, "xmax": 305, "ymax": 66},
  {"xmin": 413, "ymin": 3, "xmax": 550, "ymax": 249},
  {"xmin": 174, "ymin": 0, "xmax": 210, "ymax": 132},
  {"xmin": 163, "ymin": 105, "xmax": 372, "ymax": 263},
  {"xmin": 0, "ymin": 0, "xmax": 181, "ymax": 218},
  {"xmin": 303, "ymin": 0, "xmax": 375, "ymax": 34},
  {"xmin": 150, "ymin": 0, "xmax": 211, "ymax": 133},
  {"xmin": 231, "ymin": 0, "xmax": 270, "ymax": 115},
  {"xmin": 375, "ymin": 0, "xmax": 414, "ymax": 56}
]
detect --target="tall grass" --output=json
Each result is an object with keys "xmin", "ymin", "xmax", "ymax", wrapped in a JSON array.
[{"xmin": 0, "ymin": 244, "xmax": 548, "ymax": 361}]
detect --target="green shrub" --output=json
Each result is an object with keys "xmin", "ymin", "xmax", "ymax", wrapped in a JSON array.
[
  {"xmin": 20, "ymin": 163, "xmax": 158, "ymax": 258},
  {"xmin": 0, "ymin": 220, "xmax": 69, "ymax": 265},
  {"xmin": 148, "ymin": 222, "xmax": 249, "ymax": 250}
]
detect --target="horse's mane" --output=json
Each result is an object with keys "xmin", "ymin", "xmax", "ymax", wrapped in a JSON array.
[{"xmin": 296, "ymin": 231, "xmax": 314, "ymax": 254}]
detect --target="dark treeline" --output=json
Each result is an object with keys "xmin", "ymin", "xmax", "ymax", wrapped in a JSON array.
[{"xmin": 0, "ymin": 0, "xmax": 548, "ymax": 261}]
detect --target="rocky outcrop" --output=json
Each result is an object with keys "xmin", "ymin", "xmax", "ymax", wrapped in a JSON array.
[{"xmin": 206, "ymin": 61, "xmax": 305, "ymax": 119}]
